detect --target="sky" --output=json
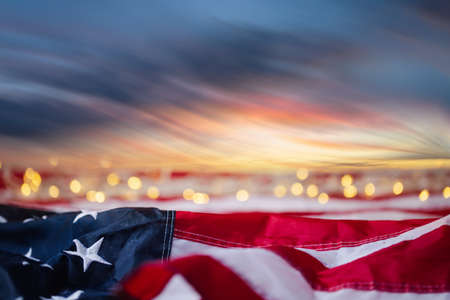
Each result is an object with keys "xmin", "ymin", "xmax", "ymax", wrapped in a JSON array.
[{"xmin": 0, "ymin": 1, "xmax": 449, "ymax": 171}]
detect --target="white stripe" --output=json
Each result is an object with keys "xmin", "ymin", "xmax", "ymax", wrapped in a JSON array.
[
  {"xmin": 171, "ymin": 238, "xmax": 449, "ymax": 300},
  {"xmin": 297, "ymin": 215, "xmax": 450, "ymax": 268}
]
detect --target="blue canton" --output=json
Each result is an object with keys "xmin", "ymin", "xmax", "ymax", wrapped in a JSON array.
[{"xmin": 0, "ymin": 205, "xmax": 175, "ymax": 300}]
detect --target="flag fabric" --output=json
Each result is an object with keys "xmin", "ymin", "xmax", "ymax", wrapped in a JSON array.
[
  {"xmin": 119, "ymin": 211, "xmax": 450, "ymax": 300},
  {"xmin": 0, "ymin": 205, "xmax": 174, "ymax": 300},
  {"xmin": 0, "ymin": 205, "xmax": 449, "ymax": 300}
]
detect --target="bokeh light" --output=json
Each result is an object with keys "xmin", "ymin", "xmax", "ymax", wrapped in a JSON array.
[
  {"xmin": 236, "ymin": 189, "xmax": 249, "ymax": 202},
  {"xmin": 274, "ymin": 185, "xmax": 287, "ymax": 198},
  {"xmin": 443, "ymin": 187, "xmax": 450, "ymax": 199},
  {"xmin": 107, "ymin": 173, "xmax": 120, "ymax": 186},
  {"xmin": 364, "ymin": 183, "xmax": 375, "ymax": 197},
  {"xmin": 70, "ymin": 179, "xmax": 82, "ymax": 194},
  {"xmin": 341, "ymin": 175, "xmax": 353, "ymax": 187},
  {"xmin": 128, "ymin": 176, "xmax": 142, "ymax": 190},
  {"xmin": 147, "ymin": 186, "xmax": 160, "ymax": 199},
  {"xmin": 393, "ymin": 181, "xmax": 403, "ymax": 195},
  {"xmin": 193, "ymin": 193, "xmax": 209, "ymax": 204},
  {"xmin": 49, "ymin": 185, "xmax": 59, "ymax": 198},
  {"xmin": 306, "ymin": 184, "xmax": 319, "ymax": 198},
  {"xmin": 21, "ymin": 183, "xmax": 31, "ymax": 197},
  {"xmin": 296, "ymin": 169, "xmax": 309, "ymax": 181},
  {"xmin": 86, "ymin": 190, "xmax": 97, "ymax": 202},
  {"xmin": 183, "ymin": 188, "xmax": 195, "ymax": 200},
  {"xmin": 290, "ymin": 183, "xmax": 304, "ymax": 196},
  {"xmin": 318, "ymin": 192, "xmax": 329, "ymax": 204},
  {"xmin": 343, "ymin": 185, "xmax": 357, "ymax": 198},
  {"xmin": 95, "ymin": 191, "xmax": 106, "ymax": 203},
  {"xmin": 419, "ymin": 189, "xmax": 429, "ymax": 202}
]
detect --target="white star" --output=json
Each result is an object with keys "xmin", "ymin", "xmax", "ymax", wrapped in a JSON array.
[
  {"xmin": 73, "ymin": 210, "xmax": 97, "ymax": 223},
  {"xmin": 40, "ymin": 290, "xmax": 83, "ymax": 300},
  {"xmin": 24, "ymin": 248, "xmax": 40, "ymax": 262},
  {"xmin": 64, "ymin": 237, "xmax": 111, "ymax": 272},
  {"xmin": 41, "ymin": 263, "xmax": 54, "ymax": 270},
  {"xmin": 22, "ymin": 248, "xmax": 54, "ymax": 270},
  {"xmin": 23, "ymin": 215, "xmax": 48, "ymax": 223},
  {"xmin": 0, "ymin": 215, "xmax": 6, "ymax": 223}
]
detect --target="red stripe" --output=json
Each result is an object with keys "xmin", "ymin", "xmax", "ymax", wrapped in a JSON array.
[
  {"xmin": 272, "ymin": 225, "xmax": 450, "ymax": 292},
  {"xmin": 175, "ymin": 211, "xmax": 436, "ymax": 249},
  {"xmin": 119, "ymin": 255, "xmax": 265, "ymax": 300},
  {"xmin": 119, "ymin": 264, "xmax": 173, "ymax": 300}
]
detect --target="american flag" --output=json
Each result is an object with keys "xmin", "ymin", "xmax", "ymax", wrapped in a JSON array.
[{"xmin": 0, "ymin": 168, "xmax": 449, "ymax": 300}]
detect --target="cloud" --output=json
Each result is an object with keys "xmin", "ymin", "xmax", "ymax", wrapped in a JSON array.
[
  {"xmin": 0, "ymin": 96, "xmax": 109, "ymax": 138},
  {"xmin": 167, "ymin": 26, "xmax": 359, "ymax": 89},
  {"xmin": 0, "ymin": 21, "xmax": 363, "ymax": 139}
]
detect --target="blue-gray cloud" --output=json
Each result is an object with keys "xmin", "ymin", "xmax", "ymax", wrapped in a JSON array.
[{"xmin": 0, "ymin": 0, "xmax": 449, "ymax": 140}]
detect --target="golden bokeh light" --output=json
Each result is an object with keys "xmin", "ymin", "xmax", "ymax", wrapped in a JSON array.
[
  {"xmin": 23, "ymin": 168, "xmax": 42, "ymax": 193},
  {"xmin": 128, "ymin": 176, "xmax": 142, "ymax": 190},
  {"xmin": 31, "ymin": 172, "xmax": 41, "ymax": 187},
  {"xmin": 296, "ymin": 168, "xmax": 309, "ymax": 180},
  {"xmin": 48, "ymin": 185, "xmax": 59, "ymax": 198},
  {"xmin": 318, "ymin": 192, "xmax": 329, "ymax": 204},
  {"xmin": 343, "ymin": 185, "xmax": 357, "ymax": 198},
  {"xmin": 443, "ymin": 186, "xmax": 450, "ymax": 199},
  {"xmin": 86, "ymin": 190, "xmax": 97, "ymax": 202},
  {"xmin": 419, "ymin": 189, "xmax": 429, "ymax": 202},
  {"xmin": 341, "ymin": 174, "xmax": 353, "ymax": 187},
  {"xmin": 107, "ymin": 173, "xmax": 120, "ymax": 186},
  {"xmin": 21, "ymin": 183, "xmax": 31, "ymax": 196},
  {"xmin": 306, "ymin": 184, "xmax": 319, "ymax": 198},
  {"xmin": 24, "ymin": 168, "xmax": 34, "ymax": 180},
  {"xmin": 70, "ymin": 179, "xmax": 82, "ymax": 194},
  {"xmin": 274, "ymin": 185, "xmax": 287, "ymax": 198},
  {"xmin": 193, "ymin": 192, "xmax": 209, "ymax": 204},
  {"xmin": 236, "ymin": 189, "xmax": 249, "ymax": 202},
  {"xmin": 364, "ymin": 183, "xmax": 375, "ymax": 197},
  {"xmin": 147, "ymin": 186, "xmax": 160, "ymax": 199},
  {"xmin": 183, "ymin": 188, "xmax": 195, "ymax": 200},
  {"xmin": 95, "ymin": 191, "xmax": 106, "ymax": 203},
  {"xmin": 290, "ymin": 182, "xmax": 304, "ymax": 196},
  {"xmin": 393, "ymin": 181, "xmax": 403, "ymax": 195}
]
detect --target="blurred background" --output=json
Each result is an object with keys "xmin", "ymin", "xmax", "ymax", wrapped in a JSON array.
[{"xmin": 0, "ymin": 1, "xmax": 449, "ymax": 214}]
